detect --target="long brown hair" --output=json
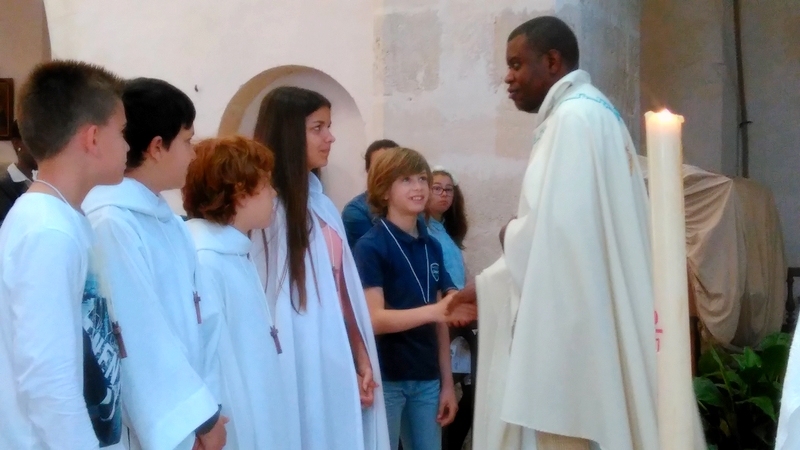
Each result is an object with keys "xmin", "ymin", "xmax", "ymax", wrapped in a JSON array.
[
  {"xmin": 253, "ymin": 86, "xmax": 331, "ymax": 311},
  {"xmin": 432, "ymin": 169, "xmax": 468, "ymax": 248}
]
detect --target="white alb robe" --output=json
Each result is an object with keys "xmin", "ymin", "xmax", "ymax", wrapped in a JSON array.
[
  {"xmin": 249, "ymin": 174, "xmax": 390, "ymax": 450},
  {"xmin": 474, "ymin": 70, "xmax": 659, "ymax": 450},
  {"xmin": 83, "ymin": 178, "xmax": 221, "ymax": 450},
  {"xmin": 187, "ymin": 219, "xmax": 301, "ymax": 450}
]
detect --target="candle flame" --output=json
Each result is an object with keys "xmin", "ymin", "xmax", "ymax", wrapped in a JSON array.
[{"xmin": 644, "ymin": 109, "xmax": 685, "ymax": 123}]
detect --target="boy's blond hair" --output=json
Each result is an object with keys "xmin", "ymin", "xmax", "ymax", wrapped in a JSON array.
[{"xmin": 367, "ymin": 147, "xmax": 432, "ymax": 216}]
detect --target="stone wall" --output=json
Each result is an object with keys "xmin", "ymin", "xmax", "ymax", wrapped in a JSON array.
[
  {"xmin": 641, "ymin": 0, "xmax": 800, "ymax": 266},
  {"xmin": 38, "ymin": 0, "xmax": 642, "ymax": 272},
  {"xmin": 742, "ymin": 1, "xmax": 800, "ymax": 266},
  {"xmin": 641, "ymin": 0, "xmax": 739, "ymax": 175},
  {"xmin": 376, "ymin": 0, "xmax": 642, "ymax": 275}
]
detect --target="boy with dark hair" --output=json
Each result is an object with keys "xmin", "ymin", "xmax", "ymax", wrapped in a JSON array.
[
  {"xmin": 0, "ymin": 60, "xmax": 128, "ymax": 449},
  {"xmin": 342, "ymin": 138, "xmax": 399, "ymax": 249},
  {"xmin": 82, "ymin": 78, "xmax": 227, "ymax": 450}
]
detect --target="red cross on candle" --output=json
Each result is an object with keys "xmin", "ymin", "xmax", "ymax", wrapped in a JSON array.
[{"xmin": 655, "ymin": 311, "xmax": 663, "ymax": 352}]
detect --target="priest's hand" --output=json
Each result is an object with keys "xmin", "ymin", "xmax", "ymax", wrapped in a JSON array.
[
  {"xmin": 446, "ymin": 282, "xmax": 477, "ymax": 313},
  {"xmin": 356, "ymin": 356, "xmax": 377, "ymax": 409},
  {"xmin": 447, "ymin": 301, "xmax": 477, "ymax": 327},
  {"xmin": 437, "ymin": 384, "xmax": 458, "ymax": 426},
  {"xmin": 195, "ymin": 415, "xmax": 229, "ymax": 450}
]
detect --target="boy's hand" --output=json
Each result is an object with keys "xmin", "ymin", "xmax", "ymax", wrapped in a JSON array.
[
  {"xmin": 196, "ymin": 415, "xmax": 229, "ymax": 450},
  {"xmin": 437, "ymin": 384, "xmax": 458, "ymax": 426},
  {"xmin": 432, "ymin": 292, "xmax": 456, "ymax": 323}
]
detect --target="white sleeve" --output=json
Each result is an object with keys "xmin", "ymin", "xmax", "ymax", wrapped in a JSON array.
[
  {"xmin": 91, "ymin": 217, "xmax": 217, "ymax": 450},
  {"xmin": 196, "ymin": 257, "xmax": 224, "ymax": 404},
  {"xmin": 8, "ymin": 229, "xmax": 99, "ymax": 449}
]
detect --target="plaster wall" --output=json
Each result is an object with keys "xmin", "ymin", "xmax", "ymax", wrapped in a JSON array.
[
  {"xmin": 376, "ymin": 0, "xmax": 642, "ymax": 274},
  {"xmin": 41, "ymin": 0, "xmax": 641, "ymax": 272},
  {"xmin": 742, "ymin": 1, "xmax": 800, "ymax": 266},
  {"xmin": 0, "ymin": 0, "xmax": 49, "ymax": 162},
  {"xmin": 43, "ymin": 0, "xmax": 376, "ymax": 212}
]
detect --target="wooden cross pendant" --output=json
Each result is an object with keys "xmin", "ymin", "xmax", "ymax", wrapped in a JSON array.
[
  {"xmin": 270, "ymin": 326, "xmax": 282, "ymax": 354},
  {"xmin": 112, "ymin": 321, "xmax": 127, "ymax": 358},
  {"xmin": 194, "ymin": 291, "xmax": 202, "ymax": 324}
]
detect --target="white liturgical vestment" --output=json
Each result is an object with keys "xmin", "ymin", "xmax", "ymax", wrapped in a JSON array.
[{"xmin": 473, "ymin": 70, "xmax": 660, "ymax": 450}]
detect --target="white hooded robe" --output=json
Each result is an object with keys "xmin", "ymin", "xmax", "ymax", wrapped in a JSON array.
[
  {"xmin": 187, "ymin": 219, "xmax": 301, "ymax": 450},
  {"xmin": 83, "ymin": 178, "xmax": 220, "ymax": 450},
  {"xmin": 249, "ymin": 174, "xmax": 390, "ymax": 450}
]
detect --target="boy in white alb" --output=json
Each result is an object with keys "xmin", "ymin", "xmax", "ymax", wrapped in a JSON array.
[
  {"xmin": 182, "ymin": 136, "xmax": 301, "ymax": 449},
  {"xmin": 82, "ymin": 78, "xmax": 227, "ymax": 450},
  {"xmin": 0, "ymin": 61, "xmax": 129, "ymax": 449}
]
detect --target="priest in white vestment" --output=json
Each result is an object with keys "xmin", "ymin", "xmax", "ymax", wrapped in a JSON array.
[{"xmin": 453, "ymin": 16, "xmax": 660, "ymax": 450}]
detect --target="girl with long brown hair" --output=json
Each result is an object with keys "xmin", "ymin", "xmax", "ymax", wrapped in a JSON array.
[{"xmin": 249, "ymin": 86, "xmax": 389, "ymax": 450}]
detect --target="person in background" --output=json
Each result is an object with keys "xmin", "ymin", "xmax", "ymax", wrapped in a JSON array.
[
  {"xmin": 425, "ymin": 166, "xmax": 475, "ymax": 450},
  {"xmin": 426, "ymin": 166, "xmax": 467, "ymax": 289},
  {"xmin": 342, "ymin": 139, "xmax": 399, "ymax": 249},
  {"xmin": 0, "ymin": 121, "xmax": 38, "ymax": 225}
]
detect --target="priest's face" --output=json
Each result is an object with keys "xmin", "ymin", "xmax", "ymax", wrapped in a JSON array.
[
  {"xmin": 505, "ymin": 35, "xmax": 557, "ymax": 113},
  {"xmin": 388, "ymin": 171, "xmax": 430, "ymax": 217}
]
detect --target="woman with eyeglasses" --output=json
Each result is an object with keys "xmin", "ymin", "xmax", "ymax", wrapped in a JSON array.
[
  {"xmin": 426, "ymin": 167, "xmax": 467, "ymax": 289},
  {"xmin": 426, "ymin": 166, "xmax": 475, "ymax": 450}
]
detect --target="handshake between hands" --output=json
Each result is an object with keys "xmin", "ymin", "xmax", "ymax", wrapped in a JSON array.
[{"xmin": 439, "ymin": 282, "xmax": 478, "ymax": 327}]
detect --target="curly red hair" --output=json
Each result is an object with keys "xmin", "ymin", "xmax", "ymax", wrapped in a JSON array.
[{"xmin": 183, "ymin": 135, "xmax": 274, "ymax": 225}]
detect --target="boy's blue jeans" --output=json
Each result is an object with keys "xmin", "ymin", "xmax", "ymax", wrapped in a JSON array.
[{"xmin": 383, "ymin": 380, "xmax": 441, "ymax": 450}]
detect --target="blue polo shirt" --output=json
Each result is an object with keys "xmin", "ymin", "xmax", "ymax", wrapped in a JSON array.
[
  {"xmin": 342, "ymin": 192, "xmax": 376, "ymax": 249},
  {"xmin": 354, "ymin": 217, "xmax": 456, "ymax": 381}
]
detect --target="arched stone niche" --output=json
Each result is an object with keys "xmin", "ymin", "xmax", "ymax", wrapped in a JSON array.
[{"xmin": 219, "ymin": 65, "xmax": 367, "ymax": 210}]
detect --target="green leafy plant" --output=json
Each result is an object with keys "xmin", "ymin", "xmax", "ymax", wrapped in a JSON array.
[{"xmin": 693, "ymin": 332, "xmax": 791, "ymax": 450}]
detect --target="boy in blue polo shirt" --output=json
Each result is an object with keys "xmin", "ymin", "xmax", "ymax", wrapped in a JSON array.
[{"xmin": 354, "ymin": 147, "xmax": 475, "ymax": 450}]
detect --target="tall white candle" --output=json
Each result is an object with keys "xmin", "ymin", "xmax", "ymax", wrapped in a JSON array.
[{"xmin": 645, "ymin": 110, "xmax": 696, "ymax": 450}]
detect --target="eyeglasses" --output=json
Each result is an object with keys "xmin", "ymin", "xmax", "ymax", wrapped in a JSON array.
[{"xmin": 432, "ymin": 186, "xmax": 454, "ymax": 197}]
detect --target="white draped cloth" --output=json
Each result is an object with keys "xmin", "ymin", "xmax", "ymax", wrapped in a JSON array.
[
  {"xmin": 249, "ymin": 174, "xmax": 390, "ymax": 450},
  {"xmin": 639, "ymin": 157, "xmax": 786, "ymax": 348},
  {"xmin": 473, "ymin": 70, "xmax": 659, "ymax": 450}
]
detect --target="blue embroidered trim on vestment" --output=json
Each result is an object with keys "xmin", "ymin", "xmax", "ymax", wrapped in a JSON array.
[{"xmin": 558, "ymin": 93, "xmax": 622, "ymax": 121}]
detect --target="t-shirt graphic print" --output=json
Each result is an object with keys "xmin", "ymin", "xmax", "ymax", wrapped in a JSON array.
[{"xmin": 82, "ymin": 251, "xmax": 122, "ymax": 447}]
